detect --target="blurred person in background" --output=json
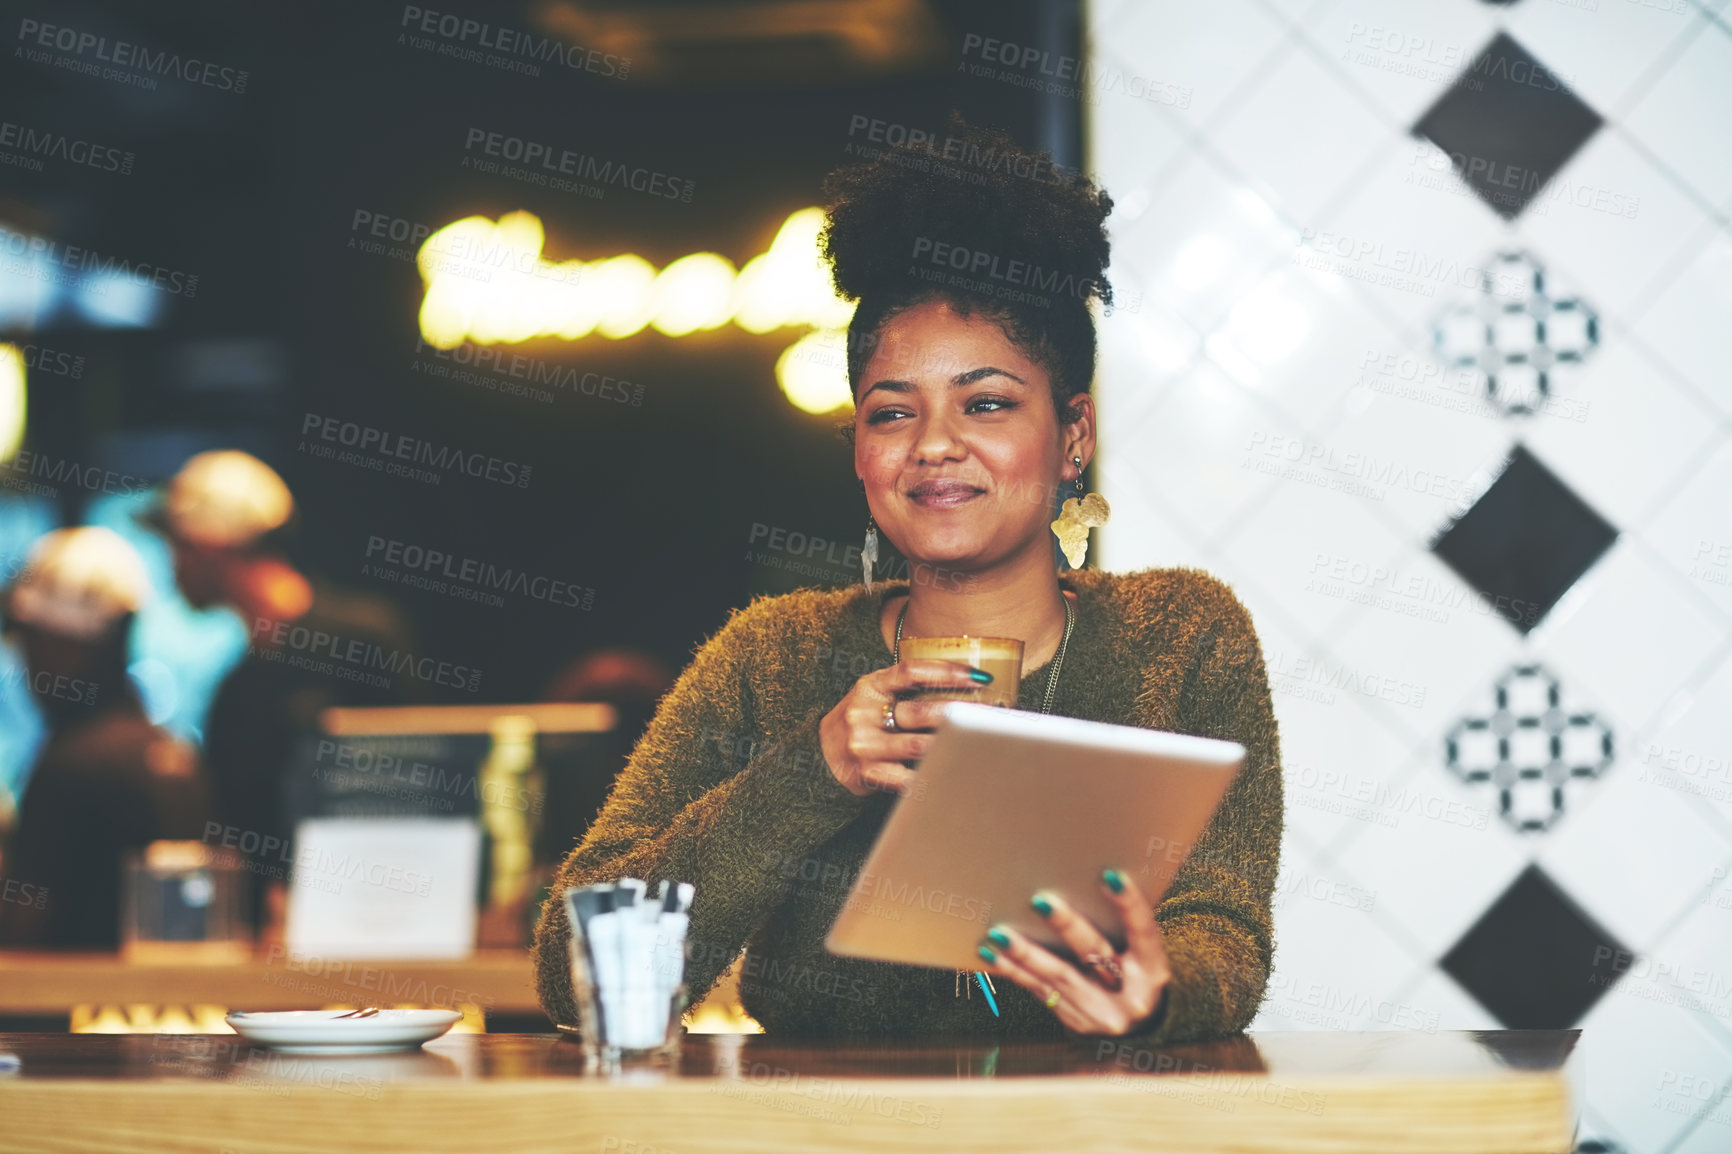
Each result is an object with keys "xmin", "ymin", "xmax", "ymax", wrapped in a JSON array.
[
  {"xmin": 0, "ymin": 527, "xmax": 211, "ymax": 948},
  {"xmin": 534, "ymin": 647, "xmax": 675, "ymax": 862},
  {"xmin": 503, "ymin": 648, "xmax": 675, "ymax": 949},
  {"xmin": 139, "ymin": 450, "xmax": 413, "ymax": 937}
]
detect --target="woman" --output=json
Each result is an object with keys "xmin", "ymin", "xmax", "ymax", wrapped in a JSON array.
[{"xmin": 532, "ymin": 113, "xmax": 1283, "ymax": 1041}]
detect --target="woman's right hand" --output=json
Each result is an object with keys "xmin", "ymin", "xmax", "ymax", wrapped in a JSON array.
[{"xmin": 819, "ymin": 659, "xmax": 993, "ymax": 797}]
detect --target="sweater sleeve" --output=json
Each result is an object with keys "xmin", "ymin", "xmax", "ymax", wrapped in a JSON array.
[
  {"xmin": 1123, "ymin": 577, "xmax": 1284, "ymax": 1045},
  {"xmin": 530, "ymin": 598, "xmax": 873, "ymax": 1029}
]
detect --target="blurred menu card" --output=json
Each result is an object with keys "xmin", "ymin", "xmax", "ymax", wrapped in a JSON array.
[{"xmin": 284, "ymin": 817, "xmax": 479, "ymax": 958}]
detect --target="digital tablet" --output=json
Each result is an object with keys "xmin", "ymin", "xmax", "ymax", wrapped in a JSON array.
[{"xmin": 823, "ymin": 701, "xmax": 1245, "ymax": 971}]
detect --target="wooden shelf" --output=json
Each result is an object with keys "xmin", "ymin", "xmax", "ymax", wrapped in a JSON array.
[{"xmin": 0, "ymin": 949, "xmax": 540, "ymax": 1016}]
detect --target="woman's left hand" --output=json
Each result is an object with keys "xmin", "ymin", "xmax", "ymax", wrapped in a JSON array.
[{"xmin": 976, "ymin": 868, "xmax": 1171, "ymax": 1035}]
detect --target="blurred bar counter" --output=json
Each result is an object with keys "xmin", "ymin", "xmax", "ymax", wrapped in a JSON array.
[
  {"xmin": 0, "ymin": 948, "xmax": 760, "ymax": 1035},
  {"xmin": 0, "ymin": 948, "xmax": 537, "ymax": 1033},
  {"xmin": 0, "ymin": 1029, "xmax": 1579, "ymax": 1153}
]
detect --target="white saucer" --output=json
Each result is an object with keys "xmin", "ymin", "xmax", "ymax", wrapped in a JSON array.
[{"xmin": 225, "ymin": 1010, "xmax": 462, "ymax": 1054}]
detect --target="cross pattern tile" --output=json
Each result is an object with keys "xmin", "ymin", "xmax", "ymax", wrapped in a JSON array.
[
  {"xmin": 1411, "ymin": 32, "xmax": 1604, "ymax": 220},
  {"xmin": 1429, "ymin": 444, "xmax": 1619, "ymax": 635},
  {"xmin": 1432, "ymin": 251, "xmax": 1599, "ymax": 418},
  {"xmin": 1444, "ymin": 664, "xmax": 1614, "ymax": 833},
  {"xmin": 1440, "ymin": 864, "xmax": 1627, "ymax": 1029}
]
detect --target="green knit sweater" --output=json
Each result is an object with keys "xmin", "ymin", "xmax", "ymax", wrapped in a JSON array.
[{"xmin": 531, "ymin": 566, "xmax": 1284, "ymax": 1044}]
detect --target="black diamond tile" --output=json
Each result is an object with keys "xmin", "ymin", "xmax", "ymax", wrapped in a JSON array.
[
  {"xmin": 1441, "ymin": 864, "xmax": 1627, "ymax": 1028},
  {"xmin": 1430, "ymin": 444, "xmax": 1617, "ymax": 634},
  {"xmin": 1412, "ymin": 32, "xmax": 1603, "ymax": 219}
]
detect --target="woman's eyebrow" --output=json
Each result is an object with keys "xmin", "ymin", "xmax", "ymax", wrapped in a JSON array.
[
  {"xmin": 954, "ymin": 366, "xmax": 1026, "ymax": 387},
  {"xmin": 862, "ymin": 366, "xmax": 1027, "ymax": 398}
]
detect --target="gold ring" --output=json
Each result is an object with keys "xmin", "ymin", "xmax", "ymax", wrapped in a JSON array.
[
  {"xmin": 881, "ymin": 697, "xmax": 899, "ymax": 732},
  {"xmin": 1044, "ymin": 989, "xmax": 1061, "ymax": 1009}
]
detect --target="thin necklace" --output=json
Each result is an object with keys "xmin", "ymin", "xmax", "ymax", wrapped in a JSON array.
[{"xmin": 893, "ymin": 590, "xmax": 1076, "ymax": 715}]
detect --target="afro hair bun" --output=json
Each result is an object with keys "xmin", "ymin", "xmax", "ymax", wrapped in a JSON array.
[{"xmin": 819, "ymin": 109, "xmax": 1114, "ymax": 312}]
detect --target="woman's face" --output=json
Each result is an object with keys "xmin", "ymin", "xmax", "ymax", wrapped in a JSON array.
[{"xmin": 853, "ymin": 298, "xmax": 1093, "ymax": 575}]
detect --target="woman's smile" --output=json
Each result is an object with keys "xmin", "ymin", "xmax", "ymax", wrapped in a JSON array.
[{"xmin": 907, "ymin": 479, "xmax": 985, "ymax": 509}]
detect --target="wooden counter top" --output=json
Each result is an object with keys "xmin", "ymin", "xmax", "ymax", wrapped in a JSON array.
[{"xmin": 0, "ymin": 1029, "xmax": 1579, "ymax": 1153}]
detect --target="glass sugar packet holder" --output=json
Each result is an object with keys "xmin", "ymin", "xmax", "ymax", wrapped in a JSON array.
[{"xmin": 563, "ymin": 878, "xmax": 694, "ymax": 1070}]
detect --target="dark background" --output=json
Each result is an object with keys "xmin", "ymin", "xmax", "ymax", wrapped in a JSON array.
[{"xmin": 0, "ymin": 0, "xmax": 1085, "ymax": 701}]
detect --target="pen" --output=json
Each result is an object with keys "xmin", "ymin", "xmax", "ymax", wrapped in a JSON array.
[{"xmin": 974, "ymin": 971, "xmax": 999, "ymax": 1016}]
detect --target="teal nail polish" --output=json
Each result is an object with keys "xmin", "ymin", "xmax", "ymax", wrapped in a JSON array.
[
  {"xmin": 1031, "ymin": 892, "xmax": 1054, "ymax": 917},
  {"xmin": 969, "ymin": 667, "xmax": 994, "ymax": 683},
  {"xmin": 977, "ymin": 944, "xmax": 997, "ymax": 963},
  {"xmin": 1103, "ymin": 868, "xmax": 1126, "ymax": 895},
  {"xmin": 986, "ymin": 927, "xmax": 1011, "ymax": 949}
]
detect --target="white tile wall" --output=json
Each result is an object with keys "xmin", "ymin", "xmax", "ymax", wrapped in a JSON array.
[
  {"xmin": 1087, "ymin": 2, "xmax": 1732, "ymax": 1149},
  {"xmin": 1501, "ymin": 0, "xmax": 1703, "ymax": 117},
  {"xmin": 1570, "ymin": 991, "xmax": 1732, "ymax": 1154},
  {"xmin": 1520, "ymin": 329, "xmax": 1722, "ymax": 529},
  {"xmin": 1635, "ymin": 654, "xmax": 1732, "ymax": 836},
  {"xmin": 1621, "ymin": 20, "xmax": 1732, "ymax": 206},
  {"xmin": 1627, "ymin": 227, "xmax": 1732, "ymax": 419},
  {"xmin": 1209, "ymin": 46, "xmax": 1389, "ymax": 223},
  {"xmin": 1519, "ymin": 129, "xmax": 1719, "ymax": 321},
  {"xmin": 1299, "ymin": 0, "xmax": 1501, "ymax": 129},
  {"xmin": 1537, "ymin": 756, "xmax": 1731, "ymax": 952},
  {"xmin": 1085, "ymin": 0, "xmax": 1291, "ymax": 128},
  {"xmin": 1528, "ymin": 540, "xmax": 1729, "ymax": 734}
]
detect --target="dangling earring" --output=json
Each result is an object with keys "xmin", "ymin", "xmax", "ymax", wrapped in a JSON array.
[
  {"xmin": 863, "ymin": 513, "xmax": 879, "ymax": 592},
  {"xmin": 861, "ymin": 480, "xmax": 879, "ymax": 592},
  {"xmin": 1051, "ymin": 454, "xmax": 1110, "ymax": 569}
]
